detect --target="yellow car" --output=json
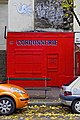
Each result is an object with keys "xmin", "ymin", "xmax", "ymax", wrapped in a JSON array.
[{"xmin": 0, "ymin": 83, "xmax": 29, "ymax": 115}]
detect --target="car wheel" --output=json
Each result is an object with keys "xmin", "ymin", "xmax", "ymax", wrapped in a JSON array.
[
  {"xmin": 0, "ymin": 97, "xmax": 15, "ymax": 115},
  {"xmin": 72, "ymin": 100, "xmax": 80, "ymax": 114}
]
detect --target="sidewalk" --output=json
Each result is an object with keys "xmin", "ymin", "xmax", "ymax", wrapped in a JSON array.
[{"xmin": 26, "ymin": 87, "xmax": 62, "ymax": 106}]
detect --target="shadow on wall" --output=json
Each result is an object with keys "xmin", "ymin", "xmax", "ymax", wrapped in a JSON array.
[{"xmin": 34, "ymin": 0, "xmax": 73, "ymax": 31}]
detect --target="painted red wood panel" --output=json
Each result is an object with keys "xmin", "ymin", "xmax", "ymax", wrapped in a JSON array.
[{"xmin": 7, "ymin": 32, "xmax": 74, "ymax": 87}]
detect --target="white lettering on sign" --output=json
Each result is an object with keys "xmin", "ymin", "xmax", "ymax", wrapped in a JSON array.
[
  {"xmin": 75, "ymin": 33, "xmax": 80, "ymax": 43},
  {"xmin": 16, "ymin": 40, "xmax": 57, "ymax": 46}
]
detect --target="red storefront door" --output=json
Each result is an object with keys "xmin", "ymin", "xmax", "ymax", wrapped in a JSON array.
[{"xmin": 47, "ymin": 54, "xmax": 59, "ymax": 86}]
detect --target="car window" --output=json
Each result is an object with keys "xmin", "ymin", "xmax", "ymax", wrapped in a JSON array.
[{"xmin": 63, "ymin": 77, "xmax": 78, "ymax": 86}]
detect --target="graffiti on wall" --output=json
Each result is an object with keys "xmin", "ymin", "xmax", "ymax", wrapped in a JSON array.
[
  {"xmin": 14, "ymin": 3, "xmax": 32, "ymax": 16},
  {"xmin": 34, "ymin": 0, "xmax": 73, "ymax": 31}
]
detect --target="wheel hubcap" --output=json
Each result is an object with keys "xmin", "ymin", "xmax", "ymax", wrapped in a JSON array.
[
  {"xmin": 75, "ymin": 101, "xmax": 80, "ymax": 113},
  {"xmin": 0, "ymin": 100, "xmax": 12, "ymax": 114}
]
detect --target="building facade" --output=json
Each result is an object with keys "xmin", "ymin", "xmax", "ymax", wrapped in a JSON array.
[
  {"xmin": 0, "ymin": 1, "xmax": 8, "ymax": 80},
  {"xmin": 0, "ymin": 0, "xmax": 80, "ymax": 86}
]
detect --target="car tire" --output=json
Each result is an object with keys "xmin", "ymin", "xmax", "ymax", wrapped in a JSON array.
[
  {"xmin": 0, "ymin": 97, "xmax": 16, "ymax": 115},
  {"xmin": 71, "ymin": 100, "xmax": 80, "ymax": 114}
]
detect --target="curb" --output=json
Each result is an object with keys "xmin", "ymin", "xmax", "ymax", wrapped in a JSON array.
[{"xmin": 28, "ymin": 102, "xmax": 62, "ymax": 106}]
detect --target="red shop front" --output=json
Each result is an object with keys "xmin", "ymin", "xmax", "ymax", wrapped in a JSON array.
[{"xmin": 7, "ymin": 32, "xmax": 74, "ymax": 87}]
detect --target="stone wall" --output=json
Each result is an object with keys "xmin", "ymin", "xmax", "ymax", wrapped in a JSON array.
[
  {"xmin": 34, "ymin": 0, "xmax": 73, "ymax": 31},
  {"xmin": 0, "ymin": 50, "xmax": 6, "ymax": 80}
]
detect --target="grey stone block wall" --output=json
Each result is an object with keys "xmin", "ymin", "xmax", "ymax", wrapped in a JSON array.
[
  {"xmin": 34, "ymin": 0, "xmax": 73, "ymax": 31},
  {"xmin": 0, "ymin": 50, "xmax": 6, "ymax": 80}
]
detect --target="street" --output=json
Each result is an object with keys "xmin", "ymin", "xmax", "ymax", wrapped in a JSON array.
[{"xmin": 1, "ymin": 104, "xmax": 80, "ymax": 120}]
